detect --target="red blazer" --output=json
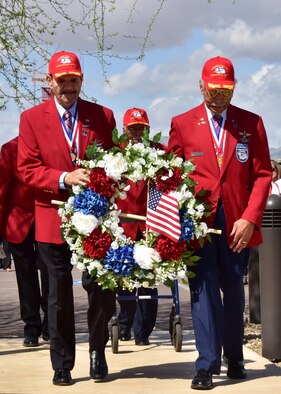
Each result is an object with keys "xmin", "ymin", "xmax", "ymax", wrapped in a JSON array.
[
  {"xmin": 168, "ymin": 103, "xmax": 272, "ymax": 247},
  {"xmin": 18, "ymin": 97, "xmax": 116, "ymax": 244},
  {"xmin": 117, "ymin": 180, "xmax": 147, "ymax": 241},
  {"xmin": 0, "ymin": 137, "xmax": 35, "ymax": 243}
]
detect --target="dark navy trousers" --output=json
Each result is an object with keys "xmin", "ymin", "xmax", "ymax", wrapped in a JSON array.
[
  {"xmin": 117, "ymin": 287, "xmax": 158, "ymax": 340},
  {"xmin": 189, "ymin": 201, "xmax": 249, "ymax": 375}
]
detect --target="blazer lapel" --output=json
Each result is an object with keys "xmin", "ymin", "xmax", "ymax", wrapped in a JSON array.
[
  {"xmin": 193, "ymin": 104, "xmax": 220, "ymax": 176},
  {"xmin": 77, "ymin": 99, "xmax": 92, "ymax": 159},
  {"xmin": 220, "ymin": 105, "xmax": 239, "ymax": 175},
  {"xmin": 44, "ymin": 99, "xmax": 73, "ymax": 167}
]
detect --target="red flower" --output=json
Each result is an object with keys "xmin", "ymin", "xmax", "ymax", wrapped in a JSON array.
[
  {"xmin": 155, "ymin": 235, "xmax": 185, "ymax": 260},
  {"xmin": 83, "ymin": 228, "xmax": 112, "ymax": 259},
  {"xmin": 88, "ymin": 168, "xmax": 116, "ymax": 198},
  {"xmin": 155, "ymin": 167, "xmax": 183, "ymax": 192}
]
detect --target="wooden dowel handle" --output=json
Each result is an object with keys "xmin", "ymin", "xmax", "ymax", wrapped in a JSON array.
[{"xmin": 51, "ymin": 200, "xmax": 221, "ymax": 234}]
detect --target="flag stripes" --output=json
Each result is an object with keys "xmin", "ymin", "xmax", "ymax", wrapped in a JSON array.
[{"xmin": 146, "ymin": 187, "xmax": 181, "ymax": 242}]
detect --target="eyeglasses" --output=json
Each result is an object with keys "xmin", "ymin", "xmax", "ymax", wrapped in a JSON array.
[{"xmin": 206, "ymin": 89, "xmax": 233, "ymax": 99}]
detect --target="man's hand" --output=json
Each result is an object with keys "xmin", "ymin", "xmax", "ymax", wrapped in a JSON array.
[
  {"xmin": 64, "ymin": 168, "xmax": 91, "ymax": 187},
  {"xmin": 229, "ymin": 218, "xmax": 254, "ymax": 253}
]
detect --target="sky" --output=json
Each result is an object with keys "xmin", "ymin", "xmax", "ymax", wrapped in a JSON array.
[{"xmin": 1, "ymin": 0, "xmax": 281, "ymax": 152}]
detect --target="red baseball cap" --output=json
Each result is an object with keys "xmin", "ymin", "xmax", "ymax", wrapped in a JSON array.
[
  {"xmin": 48, "ymin": 51, "xmax": 83, "ymax": 78},
  {"xmin": 202, "ymin": 56, "xmax": 235, "ymax": 90},
  {"xmin": 123, "ymin": 108, "xmax": 150, "ymax": 126}
]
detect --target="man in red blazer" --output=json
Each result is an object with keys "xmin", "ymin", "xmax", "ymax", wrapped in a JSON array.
[
  {"xmin": 116, "ymin": 108, "xmax": 159, "ymax": 345},
  {"xmin": 18, "ymin": 51, "xmax": 116, "ymax": 385},
  {"xmin": 0, "ymin": 137, "xmax": 49, "ymax": 346},
  {"xmin": 167, "ymin": 56, "xmax": 272, "ymax": 389}
]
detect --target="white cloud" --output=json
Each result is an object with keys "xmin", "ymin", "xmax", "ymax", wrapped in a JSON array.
[
  {"xmin": 103, "ymin": 62, "xmax": 148, "ymax": 96},
  {"xmin": 205, "ymin": 20, "xmax": 281, "ymax": 61},
  {"xmin": 251, "ymin": 65, "xmax": 275, "ymax": 86}
]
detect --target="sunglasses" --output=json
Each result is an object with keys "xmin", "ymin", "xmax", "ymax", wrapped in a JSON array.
[{"xmin": 206, "ymin": 89, "xmax": 233, "ymax": 99}]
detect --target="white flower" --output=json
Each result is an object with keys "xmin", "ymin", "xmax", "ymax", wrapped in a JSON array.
[
  {"xmin": 70, "ymin": 253, "xmax": 80, "ymax": 266},
  {"xmin": 172, "ymin": 156, "xmax": 183, "ymax": 166},
  {"xmin": 111, "ymin": 241, "xmax": 119, "ymax": 249},
  {"xmin": 88, "ymin": 260, "xmax": 104, "ymax": 272},
  {"xmin": 195, "ymin": 222, "xmax": 208, "ymax": 238},
  {"xmin": 119, "ymin": 191, "xmax": 127, "ymax": 200},
  {"xmin": 123, "ymin": 184, "xmax": 131, "ymax": 191},
  {"xmin": 170, "ymin": 184, "xmax": 193, "ymax": 205},
  {"xmin": 76, "ymin": 262, "xmax": 86, "ymax": 271},
  {"xmin": 72, "ymin": 185, "xmax": 82, "ymax": 195},
  {"xmin": 88, "ymin": 160, "xmax": 97, "ymax": 169},
  {"xmin": 104, "ymin": 152, "xmax": 128, "ymax": 180},
  {"xmin": 134, "ymin": 244, "xmax": 161, "ymax": 270},
  {"xmin": 71, "ymin": 212, "xmax": 98, "ymax": 235},
  {"xmin": 177, "ymin": 269, "xmax": 188, "ymax": 280},
  {"xmin": 195, "ymin": 204, "xmax": 205, "ymax": 218}
]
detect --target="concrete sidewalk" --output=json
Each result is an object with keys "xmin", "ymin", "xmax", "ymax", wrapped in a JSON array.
[{"xmin": 1, "ymin": 331, "xmax": 281, "ymax": 394}]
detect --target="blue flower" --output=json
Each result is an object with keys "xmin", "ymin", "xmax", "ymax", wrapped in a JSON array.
[
  {"xmin": 179, "ymin": 209, "xmax": 195, "ymax": 241},
  {"xmin": 103, "ymin": 244, "xmax": 137, "ymax": 277},
  {"xmin": 74, "ymin": 188, "xmax": 107, "ymax": 217}
]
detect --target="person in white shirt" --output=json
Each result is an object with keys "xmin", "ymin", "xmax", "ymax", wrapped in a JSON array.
[{"xmin": 270, "ymin": 159, "xmax": 281, "ymax": 195}]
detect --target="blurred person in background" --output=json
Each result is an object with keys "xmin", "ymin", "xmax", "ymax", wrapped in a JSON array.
[
  {"xmin": 0, "ymin": 137, "xmax": 49, "ymax": 346},
  {"xmin": 0, "ymin": 238, "xmax": 12, "ymax": 271},
  {"xmin": 269, "ymin": 159, "xmax": 281, "ymax": 195},
  {"xmin": 116, "ymin": 108, "xmax": 161, "ymax": 346}
]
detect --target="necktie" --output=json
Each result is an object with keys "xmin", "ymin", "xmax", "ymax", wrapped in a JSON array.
[
  {"xmin": 213, "ymin": 114, "xmax": 222, "ymax": 139},
  {"xmin": 63, "ymin": 110, "xmax": 72, "ymax": 139}
]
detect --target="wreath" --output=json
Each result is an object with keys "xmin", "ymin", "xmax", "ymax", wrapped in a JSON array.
[{"xmin": 58, "ymin": 129, "xmax": 211, "ymax": 290}]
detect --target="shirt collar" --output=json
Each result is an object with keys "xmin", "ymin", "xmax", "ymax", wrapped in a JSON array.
[
  {"xmin": 54, "ymin": 98, "xmax": 78, "ymax": 118},
  {"xmin": 204, "ymin": 104, "xmax": 227, "ymax": 123}
]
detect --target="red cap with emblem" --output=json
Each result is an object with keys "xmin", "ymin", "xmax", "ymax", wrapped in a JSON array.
[
  {"xmin": 202, "ymin": 56, "xmax": 235, "ymax": 90},
  {"xmin": 123, "ymin": 108, "xmax": 150, "ymax": 126},
  {"xmin": 48, "ymin": 51, "xmax": 83, "ymax": 78}
]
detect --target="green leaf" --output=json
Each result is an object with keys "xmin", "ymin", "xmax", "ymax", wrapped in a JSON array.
[
  {"xmin": 186, "ymin": 271, "xmax": 196, "ymax": 279},
  {"xmin": 153, "ymin": 132, "xmax": 162, "ymax": 143},
  {"xmin": 196, "ymin": 188, "xmax": 208, "ymax": 197},
  {"xmin": 112, "ymin": 128, "xmax": 119, "ymax": 145},
  {"xmin": 140, "ymin": 128, "xmax": 151, "ymax": 147},
  {"xmin": 119, "ymin": 133, "xmax": 127, "ymax": 143},
  {"xmin": 185, "ymin": 259, "xmax": 199, "ymax": 267},
  {"xmin": 189, "ymin": 255, "xmax": 201, "ymax": 263},
  {"xmin": 86, "ymin": 141, "xmax": 102, "ymax": 159}
]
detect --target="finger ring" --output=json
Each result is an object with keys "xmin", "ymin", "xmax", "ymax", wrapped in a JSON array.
[{"xmin": 242, "ymin": 241, "xmax": 247, "ymax": 244}]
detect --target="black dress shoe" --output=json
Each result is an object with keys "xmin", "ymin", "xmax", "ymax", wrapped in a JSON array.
[
  {"xmin": 90, "ymin": 350, "xmax": 108, "ymax": 380},
  {"xmin": 53, "ymin": 369, "xmax": 73, "ymax": 385},
  {"xmin": 191, "ymin": 369, "xmax": 213, "ymax": 390},
  {"xmin": 42, "ymin": 332, "xmax": 50, "ymax": 341},
  {"xmin": 119, "ymin": 330, "xmax": 131, "ymax": 341},
  {"xmin": 23, "ymin": 337, "xmax": 39, "ymax": 347},
  {"xmin": 135, "ymin": 338, "xmax": 150, "ymax": 346},
  {"xmin": 227, "ymin": 361, "xmax": 247, "ymax": 379}
]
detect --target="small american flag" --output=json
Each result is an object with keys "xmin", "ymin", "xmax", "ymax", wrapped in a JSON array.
[{"xmin": 146, "ymin": 186, "xmax": 181, "ymax": 242}]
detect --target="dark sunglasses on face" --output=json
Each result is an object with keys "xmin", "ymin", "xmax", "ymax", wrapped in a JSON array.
[{"xmin": 206, "ymin": 89, "xmax": 233, "ymax": 99}]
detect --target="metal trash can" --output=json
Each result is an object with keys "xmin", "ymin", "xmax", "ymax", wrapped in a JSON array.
[{"xmin": 259, "ymin": 194, "xmax": 281, "ymax": 360}]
